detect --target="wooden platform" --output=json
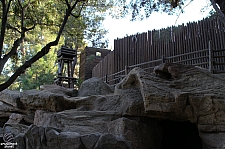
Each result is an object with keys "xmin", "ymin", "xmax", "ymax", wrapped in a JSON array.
[{"xmin": 57, "ymin": 47, "xmax": 76, "ymax": 58}]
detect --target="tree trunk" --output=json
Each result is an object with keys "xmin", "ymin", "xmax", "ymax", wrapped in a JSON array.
[
  {"xmin": 0, "ymin": 1, "xmax": 80, "ymax": 92},
  {"xmin": 0, "ymin": 59, "xmax": 4, "ymax": 75}
]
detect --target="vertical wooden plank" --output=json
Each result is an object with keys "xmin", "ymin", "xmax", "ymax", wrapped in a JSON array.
[
  {"xmin": 114, "ymin": 39, "xmax": 118, "ymax": 83},
  {"xmin": 192, "ymin": 22, "xmax": 197, "ymax": 64},
  {"xmin": 195, "ymin": 21, "xmax": 201, "ymax": 65},
  {"xmin": 190, "ymin": 22, "xmax": 195, "ymax": 64},
  {"xmin": 111, "ymin": 51, "xmax": 114, "ymax": 84},
  {"xmin": 203, "ymin": 19, "xmax": 208, "ymax": 68},
  {"xmin": 147, "ymin": 30, "xmax": 151, "ymax": 72},
  {"xmin": 129, "ymin": 35, "xmax": 132, "ymax": 67},
  {"xmin": 173, "ymin": 26, "xmax": 177, "ymax": 62},
  {"xmin": 144, "ymin": 32, "xmax": 148, "ymax": 63},
  {"xmin": 178, "ymin": 26, "xmax": 182, "ymax": 63},
  {"xmin": 121, "ymin": 38, "xmax": 124, "ymax": 72},
  {"xmin": 124, "ymin": 36, "xmax": 128, "ymax": 68},
  {"xmin": 204, "ymin": 19, "xmax": 211, "ymax": 69},
  {"xmin": 214, "ymin": 18, "xmax": 223, "ymax": 70},
  {"xmin": 199, "ymin": 19, "xmax": 205, "ymax": 68},
  {"xmin": 186, "ymin": 22, "xmax": 191, "ymax": 65},
  {"xmin": 209, "ymin": 18, "xmax": 218, "ymax": 71},
  {"xmin": 218, "ymin": 17, "xmax": 225, "ymax": 71},
  {"xmin": 131, "ymin": 35, "xmax": 135, "ymax": 66},
  {"xmin": 183, "ymin": 23, "xmax": 188, "ymax": 65},
  {"xmin": 121, "ymin": 37, "xmax": 124, "ymax": 74},
  {"xmin": 136, "ymin": 33, "xmax": 140, "ymax": 65},
  {"xmin": 130, "ymin": 35, "xmax": 133, "ymax": 66}
]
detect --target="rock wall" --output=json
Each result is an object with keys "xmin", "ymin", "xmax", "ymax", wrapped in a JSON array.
[{"xmin": 0, "ymin": 63, "xmax": 225, "ymax": 148}]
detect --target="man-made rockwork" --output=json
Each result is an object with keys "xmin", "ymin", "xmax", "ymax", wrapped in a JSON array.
[
  {"xmin": 0, "ymin": 63, "xmax": 225, "ymax": 148},
  {"xmin": 78, "ymin": 77, "xmax": 114, "ymax": 97}
]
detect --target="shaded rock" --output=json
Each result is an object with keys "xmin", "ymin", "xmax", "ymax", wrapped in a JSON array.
[
  {"xmin": 40, "ymin": 84, "xmax": 78, "ymax": 97},
  {"xmin": 24, "ymin": 125, "xmax": 49, "ymax": 149},
  {"xmin": 45, "ymin": 128, "xmax": 60, "ymax": 149},
  {"xmin": 74, "ymin": 90, "xmax": 145, "ymax": 117},
  {"xmin": 78, "ymin": 77, "xmax": 113, "ymax": 97},
  {"xmin": 94, "ymin": 134, "xmax": 131, "ymax": 149},
  {"xmin": 34, "ymin": 110, "xmax": 120, "ymax": 134},
  {"xmin": 0, "ymin": 90, "xmax": 21, "ymax": 107},
  {"xmin": 20, "ymin": 89, "xmax": 76, "ymax": 112},
  {"xmin": 58, "ymin": 132, "xmax": 84, "ymax": 149},
  {"xmin": 3, "ymin": 113, "xmax": 30, "ymax": 143},
  {"xmin": 81, "ymin": 133, "xmax": 101, "ymax": 149},
  {"xmin": 116, "ymin": 63, "xmax": 225, "ymax": 148},
  {"xmin": 6, "ymin": 113, "xmax": 33, "ymax": 125},
  {"xmin": 0, "ymin": 91, "xmax": 26, "ymax": 123},
  {"xmin": 2, "ymin": 63, "xmax": 225, "ymax": 148},
  {"xmin": 0, "ymin": 127, "xmax": 3, "ymax": 143},
  {"xmin": 154, "ymin": 63, "xmax": 194, "ymax": 79},
  {"xmin": 33, "ymin": 110, "xmax": 161, "ymax": 148},
  {"xmin": 116, "ymin": 64, "xmax": 225, "ymax": 123},
  {"xmin": 0, "ymin": 116, "xmax": 9, "ymax": 127},
  {"xmin": 108, "ymin": 117, "xmax": 162, "ymax": 149},
  {"xmin": 200, "ymin": 132, "xmax": 225, "ymax": 149},
  {"xmin": 15, "ymin": 133, "xmax": 26, "ymax": 149}
]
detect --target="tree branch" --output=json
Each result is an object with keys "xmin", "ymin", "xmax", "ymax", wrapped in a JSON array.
[
  {"xmin": 6, "ymin": 23, "xmax": 21, "ymax": 33},
  {"xmin": 0, "ymin": 0, "xmax": 85, "ymax": 91},
  {"xmin": 71, "ymin": 3, "xmax": 85, "ymax": 18},
  {"xmin": 210, "ymin": 0, "xmax": 225, "ymax": 24},
  {"xmin": 0, "ymin": 41, "xmax": 57, "ymax": 91},
  {"xmin": 24, "ymin": 22, "xmax": 36, "ymax": 32},
  {"xmin": 3, "ymin": 37, "xmax": 23, "ymax": 62},
  {"xmin": 55, "ymin": 0, "xmax": 80, "ymax": 42},
  {"xmin": 0, "ymin": 0, "xmax": 12, "ymax": 58},
  {"xmin": 65, "ymin": 0, "xmax": 71, "ymax": 9}
]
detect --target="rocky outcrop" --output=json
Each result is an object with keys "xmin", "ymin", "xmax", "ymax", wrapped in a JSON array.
[
  {"xmin": 78, "ymin": 77, "xmax": 113, "ymax": 97},
  {"xmin": 1, "ymin": 63, "xmax": 225, "ymax": 148},
  {"xmin": 116, "ymin": 63, "xmax": 225, "ymax": 148}
]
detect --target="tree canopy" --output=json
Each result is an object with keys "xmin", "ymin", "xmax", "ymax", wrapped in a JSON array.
[
  {"xmin": 0, "ymin": 0, "xmax": 112, "ymax": 91},
  {"xmin": 107, "ymin": 0, "xmax": 224, "ymax": 22}
]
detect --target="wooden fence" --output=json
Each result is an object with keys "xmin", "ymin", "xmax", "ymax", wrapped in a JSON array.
[{"xmin": 92, "ymin": 17, "xmax": 225, "ymax": 84}]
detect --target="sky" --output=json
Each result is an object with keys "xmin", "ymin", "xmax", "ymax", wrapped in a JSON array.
[{"xmin": 102, "ymin": 0, "xmax": 213, "ymax": 49}]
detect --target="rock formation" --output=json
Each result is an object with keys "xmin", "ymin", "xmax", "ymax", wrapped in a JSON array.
[{"xmin": 0, "ymin": 63, "xmax": 225, "ymax": 149}]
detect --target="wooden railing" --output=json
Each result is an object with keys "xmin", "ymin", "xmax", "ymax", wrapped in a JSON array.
[{"xmin": 101, "ymin": 46, "xmax": 225, "ymax": 85}]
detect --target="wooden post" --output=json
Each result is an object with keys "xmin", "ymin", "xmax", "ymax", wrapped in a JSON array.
[
  {"xmin": 125, "ymin": 66, "xmax": 129, "ymax": 75},
  {"xmin": 105, "ymin": 74, "xmax": 108, "ymax": 84},
  {"xmin": 162, "ymin": 55, "xmax": 166, "ymax": 63},
  {"xmin": 208, "ymin": 40, "xmax": 213, "ymax": 73}
]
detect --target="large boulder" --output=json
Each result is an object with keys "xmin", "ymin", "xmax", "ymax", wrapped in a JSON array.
[
  {"xmin": 78, "ymin": 77, "xmax": 113, "ymax": 97},
  {"xmin": 0, "ymin": 90, "xmax": 21, "ymax": 107},
  {"xmin": 33, "ymin": 109, "xmax": 162, "ymax": 149},
  {"xmin": 19, "ymin": 89, "xmax": 76, "ymax": 112},
  {"xmin": 40, "ymin": 84, "xmax": 78, "ymax": 97},
  {"xmin": 13, "ymin": 125, "xmax": 132, "ymax": 149},
  {"xmin": 116, "ymin": 63, "xmax": 225, "ymax": 148}
]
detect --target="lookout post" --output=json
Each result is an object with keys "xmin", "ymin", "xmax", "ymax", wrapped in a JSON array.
[{"xmin": 55, "ymin": 46, "xmax": 77, "ymax": 88}]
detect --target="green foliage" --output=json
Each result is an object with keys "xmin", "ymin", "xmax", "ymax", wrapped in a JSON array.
[
  {"xmin": 75, "ymin": 78, "xmax": 83, "ymax": 89},
  {"xmin": 108, "ymin": 0, "xmax": 190, "ymax": 21},
  {"xmin": 0, "ymin": 0, "xmax": 111, "ymax": 90},
  {"xmin": 86, "ymin": 54, "xmax": 95, "ymax": 63}
]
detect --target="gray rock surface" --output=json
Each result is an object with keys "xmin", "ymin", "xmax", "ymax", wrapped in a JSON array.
[
  {"xmin": 78, "ymin": 77, "xmax": 113, "ymax": 97},
  {"xmin": 1, "ymin": 63, "xmax": 225, "ymax": 148},
  {"xmin": 116, "ymin": 63, "xmax": 225, "ymax": 148}
]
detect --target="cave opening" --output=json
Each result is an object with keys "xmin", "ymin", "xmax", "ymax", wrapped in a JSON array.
[
  {"xmin": 160, "ymin": 120, "xmax": 202, "ymax": 149},
  {"xmin": 0, "ymin": 117, "xmax": 8, "ymax": 127}
]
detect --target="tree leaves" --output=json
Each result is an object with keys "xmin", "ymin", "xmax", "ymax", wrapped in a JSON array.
[{"xmin": 0, "ymin": 0, "xmax": 110, "ymax": 90}]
